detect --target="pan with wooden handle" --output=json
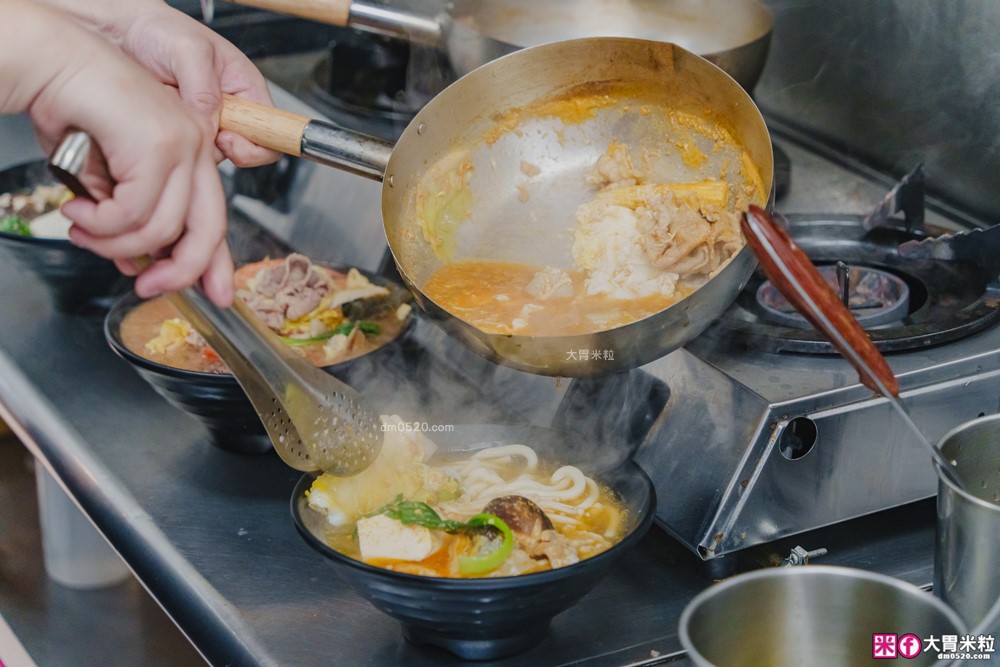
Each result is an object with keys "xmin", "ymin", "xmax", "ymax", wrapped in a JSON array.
[{"xmin": 219, "ymin": 38, "xmax": 774, "ymax": 376}]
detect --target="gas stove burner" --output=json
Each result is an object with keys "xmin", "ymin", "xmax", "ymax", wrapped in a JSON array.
[
  {"xmin": 714, "ymin": 214, "xmax": 1000, "ymax": 353},
  {"xmin": 312, "ymin": 33, "xmax": 418, "ymax": 119},
  {"xmin": 757, "ymin": 263, "xmax": 910, "ymax": 329}
]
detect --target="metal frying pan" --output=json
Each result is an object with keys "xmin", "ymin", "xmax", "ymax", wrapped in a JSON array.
[
  {"xmin": 219, "ymin": 0, "xmax": 773, "ymax": 89},
  {"xmin": 219, "ymin": 38, "xmax": 773, "ymax": 376}
]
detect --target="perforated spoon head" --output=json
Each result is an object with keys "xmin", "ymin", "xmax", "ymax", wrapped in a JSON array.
[
  {"xmin": 247, "ymin": 344, "xmax": 385, "ymax": 474},
  {"xmin": 176, "ymin": 291, "xmax": 384, "ymax": 475}
]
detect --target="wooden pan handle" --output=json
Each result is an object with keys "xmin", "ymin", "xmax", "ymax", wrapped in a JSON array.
[
  {"xmin": 226, "ymin": 0, "xmax": 351, "ymax": 26},
  {"xmin": 219, "ymin": 94, "xmax": 310, "ymax": 158},
  {"xmin": 741, "ymin": 205, "xmax": 900, "ymax": 397}
]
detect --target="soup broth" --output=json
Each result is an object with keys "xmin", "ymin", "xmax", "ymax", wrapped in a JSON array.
[
  {"xmin": 424, "ymin": 259, "xmax": 687, "ymax": 336},
  {"xmin": 306, "ymin": 421, "xmax": 629, "ymax": 579}
]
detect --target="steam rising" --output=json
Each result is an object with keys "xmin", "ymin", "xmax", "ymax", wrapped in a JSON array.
[{"xmin": 334, "ymin": 314, "xmax": 664, "ymax": 474}]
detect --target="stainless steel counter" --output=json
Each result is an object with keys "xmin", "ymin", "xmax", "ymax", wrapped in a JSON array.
[{"xmin": 0, "ymin": 113, "xmax": 940, "ymax": 666}]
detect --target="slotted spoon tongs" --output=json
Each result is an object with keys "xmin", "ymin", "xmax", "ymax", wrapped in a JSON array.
[{"xmin": 50, "ymin": 132, "xmax": 382, "ymax": 475}]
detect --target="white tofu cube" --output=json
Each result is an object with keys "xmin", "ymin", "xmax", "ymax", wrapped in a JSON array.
[{"xmin": 356, "ymin": 514, "xmax": 441, "ymax": 562}]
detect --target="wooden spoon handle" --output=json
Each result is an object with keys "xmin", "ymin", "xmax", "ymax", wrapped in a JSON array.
[{"xmin": 741, "ymin": 205, "xmax": 900, "ymax": 397}]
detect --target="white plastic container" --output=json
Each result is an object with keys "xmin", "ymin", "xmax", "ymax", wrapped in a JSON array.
[{"xmin": 35, "ymin": 465, "xmax": 129, "ymax": 588}]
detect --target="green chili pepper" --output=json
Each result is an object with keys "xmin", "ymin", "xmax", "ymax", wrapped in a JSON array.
[
  {"xmin": 279, "ymin": 320, "xmax": 381, "ymax": 346},
  {"xmin": 457, "ymin": 514, "xmax": 515, "ymax": 575}
]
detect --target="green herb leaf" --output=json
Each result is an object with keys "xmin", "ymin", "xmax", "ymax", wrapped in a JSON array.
[
  {"xmin": 377, "ymin": 496, "xmax": 466, "ymax": 532},
  {"xmin": 0, "ymin": 215, "xmax": 30, "ymax": 237},
  {"xmin": 332, "ymin": 321, "xmax": 358, "ymax": 336}
]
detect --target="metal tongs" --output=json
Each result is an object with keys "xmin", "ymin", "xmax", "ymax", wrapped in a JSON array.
[
  {"xmin": 50, "ymin": 132, "xmax": 382, "ymax": 475},
  {"xmin": 741, "ymin": 205, "xmax": 967, "ymax": 492}
]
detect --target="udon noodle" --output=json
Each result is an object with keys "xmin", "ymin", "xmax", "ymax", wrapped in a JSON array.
[{"xmin": 306, "ymin": 416, "xmax": 626, "ymax": 578}]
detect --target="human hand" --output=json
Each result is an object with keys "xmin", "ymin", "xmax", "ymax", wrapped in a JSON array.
[
  {"xmin": 4, "ymin": 2, "xmax": 234, "ymax": 306},
  {"xmin": 36, "ymin": 0, "xmax": 280, "ymax": 169},
  {"xmin": 118, "ymin": 2, "xmax": 280, "ymax": 168}
]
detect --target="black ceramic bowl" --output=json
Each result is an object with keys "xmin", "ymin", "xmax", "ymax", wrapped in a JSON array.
[
  {"xmin": 291, "ymin": 424, "xmax": 656, "ymax": 661},
  {"xmin": 0, "ymin": 159, "xmax": 127, "ymax": 312},
  {"xmin": 104, "ymin": 266, "xmax": 414, "ymax": 454}
]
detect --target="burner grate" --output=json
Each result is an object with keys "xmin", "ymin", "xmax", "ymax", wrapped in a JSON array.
[{"xmin": 757, "ymin": 262, "xmax": 910, "ymax": 329}]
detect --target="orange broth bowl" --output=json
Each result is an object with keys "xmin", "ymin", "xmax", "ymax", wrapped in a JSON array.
[{"xmin": 104, "ymin": 260, "xmax": 413, "ymax": 454}]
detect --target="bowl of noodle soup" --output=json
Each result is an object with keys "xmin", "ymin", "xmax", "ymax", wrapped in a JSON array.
[{"xmin": 291, "ymin": 423, "xmax": 655, "ymax": 660}]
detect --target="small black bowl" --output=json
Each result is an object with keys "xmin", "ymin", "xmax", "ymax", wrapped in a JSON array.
[
  {"xmin": 0, "ymin": 160, "xmax": 127, "ymax": 313},
  {"xmin": 291, "ymin": 424, "xmax": 656, "ymax": 661},
  {"xmin": 104, "ymin": 268, "xmax": 414, "ymax": 455}
]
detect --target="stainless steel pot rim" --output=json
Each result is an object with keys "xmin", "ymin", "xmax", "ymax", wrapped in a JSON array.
[
  {"xmin": 935, "ymin": 413, "xmax": 1000, "ymax": 511},
  {"xmin": 677, "ymin": 564, "xmax": 969, "ymax": 660},
  {"xmin": 460, "ymin": 0, "xmax": 775, "ymax": 57}
]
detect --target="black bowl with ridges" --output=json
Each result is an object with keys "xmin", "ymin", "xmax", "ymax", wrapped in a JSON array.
[
  {"xmin": 104, "ymin": 271, "xmax": 414, "ymax": 455},
  {"xmin": 0, "ymin": 159, "xmax": 127, "ymax": 313}
]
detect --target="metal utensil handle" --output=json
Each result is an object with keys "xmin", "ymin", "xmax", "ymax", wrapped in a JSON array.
[
  {"xmin": 219, "ymin": 94, "xmax": 393, "ymax": 181},
  {"xmin": 46, "ymin": 132, "xmax": 324, "ymax": 469},
  {"xmin": 48, "ymin": 131, "xmax": 386, "ymax": 473},
  {"xmin": 740, "ymin": 205, "xmax": 900, "ymax": 397}
]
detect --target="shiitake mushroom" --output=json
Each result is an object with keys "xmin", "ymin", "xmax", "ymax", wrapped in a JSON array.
[{"xmin": 482, "ymin": 495, "xmax": 553, "ymax": 544}]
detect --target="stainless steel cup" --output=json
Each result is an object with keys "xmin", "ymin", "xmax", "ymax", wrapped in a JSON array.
[
  {"xmin": 679, "ymin": 565, "xmax": 965, "ymax": 666},
  {"xmin": 934, "ymin": 414, "xmax": 1000, "ymax": 628}
]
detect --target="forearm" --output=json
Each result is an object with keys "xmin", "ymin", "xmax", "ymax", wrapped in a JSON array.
[{"xmin": 0, "ymin": 0, "xmax": 90, "ymax": 114}]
